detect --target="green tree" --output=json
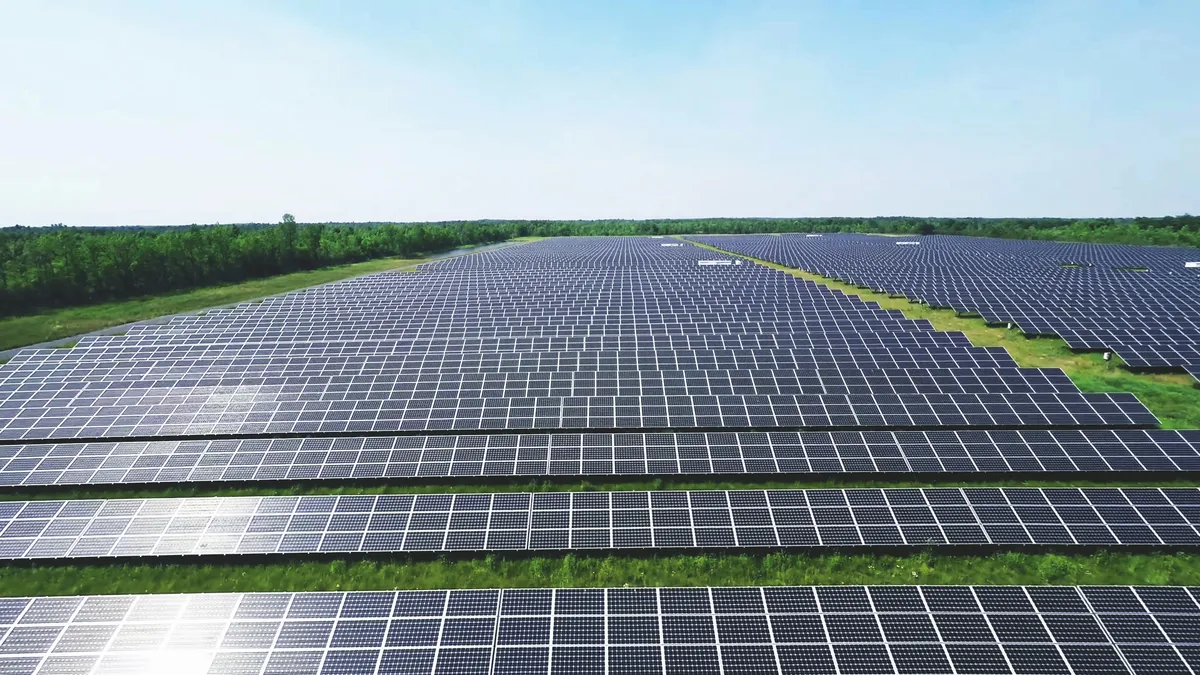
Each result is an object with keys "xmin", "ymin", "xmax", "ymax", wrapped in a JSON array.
[{"xmin": 3, "ymin": 215, "xmax": 1199, "ymax": 316}]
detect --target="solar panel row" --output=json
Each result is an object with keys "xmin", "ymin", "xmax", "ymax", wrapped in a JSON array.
[
  {"xmin": 0, "ymin": 391, "xmax": 1159, "ymax": 442},
  {"xmin": 4, "ymin": 487, "xmax": 1200, "ymax": 560},
  {"xmin": 0, "ymin": 368, "xmax": 1083, "ymax": 399},
  {"xmin": 0, "ymin": 239, "xmax": 1158, "ymax": 440},
  {"xmin": 2, "ymin": 429, "xmax": 1197, "ymax": 487},
  {"xmin": 19, "ymin": 345, "xmax": 1022, "ymax": 386},
  {"xmin": 1, "ymin": 586, "xmax": 1199, "ymax": 675},
  {"xmin": 1, "ymin": 327, "xmax": 977, "ymax": 365},
  {"xmin": 2, "ymin": 347, "xmax": 1022, "ymax": 380}
]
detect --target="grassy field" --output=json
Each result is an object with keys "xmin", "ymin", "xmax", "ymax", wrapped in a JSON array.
[
  {"xmin": 686, "ymin": 237, "xmax": 1200, "ymax": 428},
  {"xmin": 0, "ymin": 255, "xmax": 435, "ymax": 353}
]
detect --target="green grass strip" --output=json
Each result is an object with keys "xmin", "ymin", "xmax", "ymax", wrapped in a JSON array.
[
  {"xmin": 3, "ymin": 551, "xmax": 1198, "ymax": 597},
  {"xmin": 7, "ymin": 476, "xmax": 1200, "ymax": 503}
]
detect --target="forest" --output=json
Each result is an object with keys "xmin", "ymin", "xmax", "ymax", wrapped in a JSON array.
[{"xmin": 2, "ymin": 215, "xmax": 1197, "ymax": 316}]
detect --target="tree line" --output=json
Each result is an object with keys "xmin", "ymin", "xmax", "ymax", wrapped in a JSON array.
[{"xmin": 1, "ymin": 215, "xmax": 1197, "ymax": 317}]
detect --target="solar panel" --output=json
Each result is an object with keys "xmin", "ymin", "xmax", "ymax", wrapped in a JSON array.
[
  {"xmin": 0, "ymin": 390, "xmax": 1159, "ymax": 442},
  {"xmin": 1, "ymin": 429, "xmax": 1196, "ymax": 487},
  {"xmin": 6, "ymin": 343, "xmax": 1020, "ymax": 380},
  {"xmin": 0, "ymin": 368, "xmax": 1084, "ymax": 402},
  {"xmin": 2, "ymin": 487, "xmax": 1200, "ymax": 560},
  {"xmin": 690, "ymin": 233, "xmax": 1200, "ymax": 377},
  {"xmin": 1, "ymin": 585, "xmax": 1198, "ymax": 674}
]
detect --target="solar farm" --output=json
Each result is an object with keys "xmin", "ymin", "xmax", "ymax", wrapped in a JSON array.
[
  {"xmin": 688, "ymin": 234, "xmax": 1200, "ymax": 380},
  {"xmin": 1, "ymin": 234, "xmax": 1199, "ymax": 674}
]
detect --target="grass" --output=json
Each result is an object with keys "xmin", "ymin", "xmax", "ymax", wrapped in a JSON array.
[
  {"xmin": 685, "ymin": 237, "xmax": 1200, "ymax": 428},
  {"xmin": 0, "ymin": 256, "xmax": 436, "ymax": 352},
  {"xmin": 3, "ymin": 551, "xmax": 1198, "ymax": 597}
]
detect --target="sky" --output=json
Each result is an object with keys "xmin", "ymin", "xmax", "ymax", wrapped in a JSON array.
[{"xmin": 1, "ymin": 0, "xmax": 1197, "ymax": 226}]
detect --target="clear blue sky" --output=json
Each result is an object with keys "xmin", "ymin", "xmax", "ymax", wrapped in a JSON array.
[{"xmin": 2, "ymin": 1, "xmax": 1196, "ymax": 225}]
